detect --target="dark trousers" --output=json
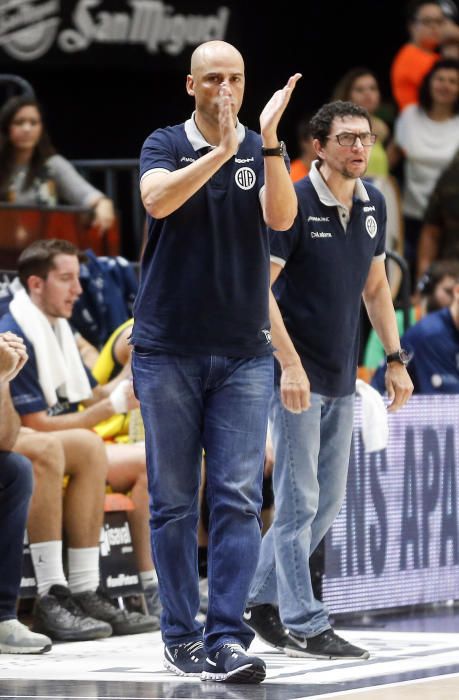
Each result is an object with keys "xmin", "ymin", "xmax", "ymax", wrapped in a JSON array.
[{"xmin": 0, "ymin": 451, "xmax": 33, "ymax": 621}]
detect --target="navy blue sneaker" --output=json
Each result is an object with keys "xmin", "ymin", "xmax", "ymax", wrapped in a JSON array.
[
  {"xmin": 163, "ymin": 640, "xmax": 206, "ymax": 677},
  {"xmin": 202, "ymin": 643, "xmax": 266, "ymax": 683}
]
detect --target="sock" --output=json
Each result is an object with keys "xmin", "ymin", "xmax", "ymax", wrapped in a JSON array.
[
  {"xmin": 67, "ymin": 547, "xmax": 100, "ymax": 594},
  {"xmin": 140, "ymin": 569, "xmax": 157, "ymax": 590},
  {"xmin": 30, "ymin": 541, "xmax": 67, "ymax": 596}
]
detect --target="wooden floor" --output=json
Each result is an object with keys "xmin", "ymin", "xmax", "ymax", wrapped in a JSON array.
[{"xmin": 1, "ymin": 609, "xmax": 459, "ymax": 699}]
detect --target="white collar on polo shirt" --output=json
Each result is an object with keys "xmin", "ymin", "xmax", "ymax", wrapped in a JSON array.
[
  {"xmin": 309, "ymin": 160, "xmax": 369, "ymax": 209},
  {"xmin": 184, "ymin": 111, "xmax": 246, "ymax": 151}
]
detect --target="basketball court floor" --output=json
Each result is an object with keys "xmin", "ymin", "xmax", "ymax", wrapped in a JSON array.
[{"xmin": 1, "ymin": 608, "xmax": 459, "ymax": 700}]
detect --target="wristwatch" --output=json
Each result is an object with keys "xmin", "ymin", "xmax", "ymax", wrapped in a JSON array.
[
  {"xmin": 262, "ymin": 141, "xmax": 286, "ymax": 157},
  {"xmin": 386, "ymin": 348, "xmax": 411, "ymax": 366}
]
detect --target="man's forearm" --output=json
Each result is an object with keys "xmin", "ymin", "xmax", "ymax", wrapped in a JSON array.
[
  {"xmin": 0, "ymin": 382, "xmax": 21, "ymax": 450},
  {"xmin": 269, "ymin": 290, "xmax": 302, "ymax": 369},
  {"xmin": 363, "ymin": 283, "xmax": 401, "ymax": 355},
  {"xmin": 141, "ymin": 147, "xmax": 231, "ymax": 219},
  {"xmin": 263, "ymin": 161, "xmax": 297, "ymax": 231},
  {"xmin": 21, "ymin": 398, "xmax": 116, "ymax": 432}
]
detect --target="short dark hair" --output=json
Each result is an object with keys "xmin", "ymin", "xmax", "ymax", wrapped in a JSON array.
[
  {"xmin": 418, "ymin": 58, "xmax": 459, "ymax": 113},
  {"xmin": 309, "ymin": 101, "xmax": 371, "ymax": 146},
  {"xmin": 0, "ymin": 95, "xmax": 55, "ymax": 199},
  {"xmin": 430, "ymin": 259, "xmax": 459, "ymax": 285},
  {"xmin": 18, "ymin": 239, "xmax": 85, "ymax": 290},
  {"xmin": 418, "ymin": 259, "xmax": 459, "ymax": 295},
  {"xmin": 406, "ymin": 0, "xmax": 442, "ymax": 23}
]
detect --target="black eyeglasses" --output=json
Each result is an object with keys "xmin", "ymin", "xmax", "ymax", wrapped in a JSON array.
[{"xmin": 329, "ymin": 132, "xmax": 377, "ymax": 147}]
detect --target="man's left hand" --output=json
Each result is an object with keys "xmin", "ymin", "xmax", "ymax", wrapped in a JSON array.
[
  {"xmin": 385, "ymin": 363, "xmax": 413, "ymax": 413},
  {"xmin": 259, "ymin": 73, "xmax": 302, "ymax": 140}
]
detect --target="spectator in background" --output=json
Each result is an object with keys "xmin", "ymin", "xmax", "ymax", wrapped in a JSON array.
[
  {"xmin": 0, "ymin": 96, "xmax": 115, "ymax": 231},
  {"xmin": 0, "ymin": 240, "xmax": 158, "ymax": 630},
  {"xmin": 364, "ymin": 259, "xmax": 459, "ymax": 370},
  {"xmin": 289, "ymin": 118, "xmax": 314, "ymax": 182},
  {"xmin": 372, "ymin": 266, "xmax": 459, "ymax": 394},
  {"xmin": 388, "ymin": 58, "xmax": 459, "ymax": 281},
  {"xmin": 441, "ymin": 33, "xmax": 459, "ymax": 57},
  {"xmin": 417, "ymin": 146, "xmax": 459, "ymax": 278},
  {"xmin": 332, "ymin": 67, "xmax": 390, "ymax": 177},
  {"xmin": 0, "ymin": 331, "xmax": 52, "ymax": 654},
  {"xmin": 390, "ymin": 0, "xmax": 459, "ymax": 110}
]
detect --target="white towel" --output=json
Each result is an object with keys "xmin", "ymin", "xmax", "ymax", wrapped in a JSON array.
[
  {"xmin": 10, "ymin": 287, "xmax": 92, "ymax": 408},
  {"xmin": 355, "ymin": 378, "xmax": 389, "ymax": 453}
]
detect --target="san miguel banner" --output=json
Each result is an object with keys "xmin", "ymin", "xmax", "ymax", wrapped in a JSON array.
[
  {"xmin": 0, "ymin": 1, "xmax": 231, "ymax": 63},
  {"xmin": 324, "ymin": 395, "xmax": 459, "ymax": 614}
]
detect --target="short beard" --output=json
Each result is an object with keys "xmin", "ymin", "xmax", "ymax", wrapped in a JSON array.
[{"xmin": 341, "ymin": 165, "xmax": 366, "ymax": 180}]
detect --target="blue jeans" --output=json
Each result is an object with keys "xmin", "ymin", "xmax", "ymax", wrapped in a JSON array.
[
  {"xmin": 132, "ymin": 351, "xmax": 273, "ymax": 654},
  {"xmin": 248, "ymin": 389, "xmax": 354, "ymax": 637},
  {"xmin": 0, "ymin": 452, "xmax": 33, "ymax": 622}
]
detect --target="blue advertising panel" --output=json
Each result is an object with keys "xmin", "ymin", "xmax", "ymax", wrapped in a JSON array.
[{"xmin": 324, "ymin": 395, "xmax": 459, "ymax": 613}]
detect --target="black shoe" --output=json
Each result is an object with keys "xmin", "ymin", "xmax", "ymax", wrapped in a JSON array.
[
  {"xmin": 33, "ymin": 585, "xmax": 112, "ymax": 641},
  {"xmin": 74, "ymin": 588, "xmax": 159, "ymax": 635},
  {"xmin": 285, "ymin": 628, "xmax": 370, "ymax": 659},
  {"xmin": 164, "ymin": 640, "xmax": 206, "ymax": 677},
  {"xmin": 243, "ymin": 604, "xmax": 289, "ymax": 649},
  {"xmin": 202, "ymin": 643, "xmax": 266, "ymax": 683}
]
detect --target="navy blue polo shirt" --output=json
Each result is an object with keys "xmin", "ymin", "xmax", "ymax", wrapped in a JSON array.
[
  {"xmin": 270, "ymin": 161, "xmax": 386, "ymax": 397},
  {"xmin": 0, "ymin": 312, "xmax": 96, "ymax": 415},
  {"xmin": 132, "ymin": 114, "xmax": 280, "ymax": 357}
]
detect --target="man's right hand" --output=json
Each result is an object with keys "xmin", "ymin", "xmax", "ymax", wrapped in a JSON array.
[
  {"xmin": 217, "ymin": 83, "xmax": 239, "ymax": 159},
  {"xmin": 109, "ymin": 378, "xmax": 139, "ymax": 414},
  {"xmin": 0, "ymin": 332, "xmax": 28, "ymax": 382},
  {"xmin": 280, "ymin": 362, "xmax": 311, "ymax": 414}
]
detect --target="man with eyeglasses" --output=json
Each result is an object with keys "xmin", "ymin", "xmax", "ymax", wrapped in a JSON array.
[
  {"xmin": 244, "ymin": 101, "xmax": 413, "ymax": 660},
  {"xmin": 391, "ymin": 0, "xmax": 459, "ymax": 110}
]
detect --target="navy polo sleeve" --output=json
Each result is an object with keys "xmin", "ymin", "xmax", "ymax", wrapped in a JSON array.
[
  {"xmin": 269, "ymin": 214, "xmax": 300, "ymax": 267},
  {"xmin": 8, "ymin": 346, "xmax": 48, "ymax": 415},
  {"xmin": 140, "ymin": 128, "xmax": 178, "ymax": 179},
  {"xmin": 375, "ymin": 196, "xmax": 387, "ymax": 257}
]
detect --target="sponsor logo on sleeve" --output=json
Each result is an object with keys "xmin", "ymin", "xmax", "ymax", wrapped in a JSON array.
[{"xmin": 365, "ymin": 215, "xmax": 377, "ymax": 238}]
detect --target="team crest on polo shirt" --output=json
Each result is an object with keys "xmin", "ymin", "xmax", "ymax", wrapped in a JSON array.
[
  {"xmin": 365, "ymin": 215, "xmax": 377, "ymax": 238},
  {"xmin": 235, "ymin": 167, "xmax": 256, "ymax": 190}
]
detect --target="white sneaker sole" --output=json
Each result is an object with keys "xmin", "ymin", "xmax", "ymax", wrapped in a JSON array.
[
  {"xmin": 0, "ymin": 643, "xmax": 52, "ymax": 654},
  {"xmin": 163, "ymin": 657, "xmax": 202, "ymax": 677},
  {"xmin": 202, "ymin": 663, "xmax": 266, "ymax": 683},
  {"xmin": 285, "ymin": 647, "xmax": 370, "ymax": 660}
]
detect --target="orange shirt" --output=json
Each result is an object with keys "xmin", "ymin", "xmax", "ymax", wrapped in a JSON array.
[
  {"xmin": 289, "ymin": 159, "xmax": 309, "ymax": 183},
  {"xmin": 391, "ymin": 43, "xmax": 439, "ymax": 111}
]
